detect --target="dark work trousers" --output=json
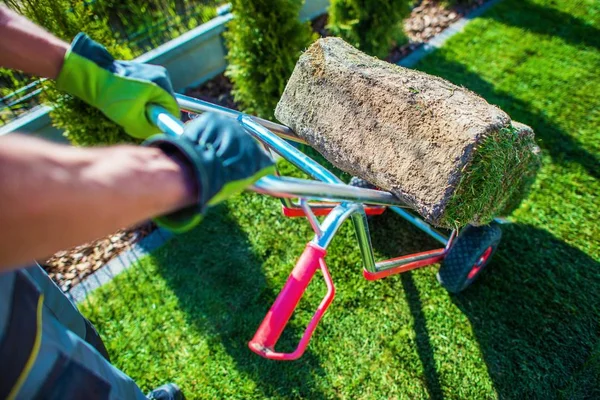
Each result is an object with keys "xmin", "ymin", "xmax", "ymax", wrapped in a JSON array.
[{"xmin": 0, "ymin": 264, "xmax": 147, "ymax": 399}]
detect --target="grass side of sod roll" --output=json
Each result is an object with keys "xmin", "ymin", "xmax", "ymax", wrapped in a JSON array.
[
  {"xmin": 79, "ymin": 0, "xmax": 600, "ymax": 398},
  {"xmin": 441, "ymin": 125, "xmax": 540, "ymax": 228}
]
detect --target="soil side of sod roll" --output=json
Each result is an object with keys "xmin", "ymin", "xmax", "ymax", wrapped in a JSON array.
[{"xmin": 275, "ymin": 37, "xmax": 540, "ymax": 228}]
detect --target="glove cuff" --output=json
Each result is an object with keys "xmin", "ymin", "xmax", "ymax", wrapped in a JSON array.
[
  {"xmin": 143, "ymin": 134, "xmax": 210, "ymax": 233},
  {"xmin": 56, "ymin": 33, "xmax": 115, "ymax": 107},
  {"xmin": 69, "ymin": 33, "xmax": 115, "ymax": 68}
]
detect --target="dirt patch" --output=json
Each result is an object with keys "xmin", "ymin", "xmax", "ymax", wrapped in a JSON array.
[
  {"xmin": 311, "ymin": 13, "xmax": 330, "ymax": 38},
  {"xmin": 184, "ymin": 74, "xmax": 238, "ymax": 111},
  {"xmin": 275, "ymin": 37, "xmax": 537, "ymax": 228}
]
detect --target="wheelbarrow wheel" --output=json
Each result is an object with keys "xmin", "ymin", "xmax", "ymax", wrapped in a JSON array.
[{"xmin": 437, "ymin": 223, "xmax": 502, "ymax": 293}]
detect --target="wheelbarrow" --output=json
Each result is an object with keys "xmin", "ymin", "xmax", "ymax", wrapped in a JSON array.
[{"xmin": 147, "ymin": 93, "xmax": 503, "ymax": 361}]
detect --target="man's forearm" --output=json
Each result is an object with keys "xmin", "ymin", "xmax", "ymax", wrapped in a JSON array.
[
  {"xmin": 0, "ymin": 5, "xmax": 68, "ymax": 78},
  {"xmin": 0, "ymin": 135, "xmax": 196, "ymax": 271}
]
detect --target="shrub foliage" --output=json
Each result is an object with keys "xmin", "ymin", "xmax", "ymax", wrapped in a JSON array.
[
  {"xmin": 328, "ymin": 0, "xmax": 411, "ymax": 59},
  {"xmin": 224, "ymin": 0, "xmax": 315, "ymax": 120},
  {"xmin": 5, "ymin": 0, "xmax": 135, "ymax": 145}
]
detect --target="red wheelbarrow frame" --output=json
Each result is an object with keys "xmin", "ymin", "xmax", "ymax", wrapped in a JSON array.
[{"xmin": 148, "ymin": 95, "xmax": 460, "ymax": 361}]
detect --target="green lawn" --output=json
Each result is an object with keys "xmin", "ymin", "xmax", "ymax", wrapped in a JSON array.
[{"xmin": 81, "ymin": 0, "xmax": 600, "ymax": 398}]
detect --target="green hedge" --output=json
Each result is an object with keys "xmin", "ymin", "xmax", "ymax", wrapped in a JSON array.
[
  {"xmin": 224, "ymin": 0, "xmax": 315, "ymax": 120},
  {"xmin": 4, "ymin": 0, "xmax": 136, "ymax": 145},
  {"xmin": 89, "ymin": 0, "xmax": 218, "ymax": 56},
  {"xmin": 4, "ymin": 0, "xmax": 218, "ymax": 145},
  {"xmin": 328, "ymin": 0, "xmax": 411, "ymax": 59}
]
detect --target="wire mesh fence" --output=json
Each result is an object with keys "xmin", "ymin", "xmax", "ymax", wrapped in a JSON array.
[
  {"xmin": 0, "ymin": 72, "xmax": 45, "ymax": 125},
  {"xmin": 0, "ymin": 0, "xmax": 223, "ymax": 126}
]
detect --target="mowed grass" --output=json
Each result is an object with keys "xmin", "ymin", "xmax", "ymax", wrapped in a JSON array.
[{"xmin": 80, "ymin": 0, "xmax": 600, "ymax": 398}]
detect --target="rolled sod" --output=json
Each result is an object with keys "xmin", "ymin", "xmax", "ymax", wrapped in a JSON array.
[{"xmin": 275, "ymin": 38, "xmax": 540, "ymax": 228}]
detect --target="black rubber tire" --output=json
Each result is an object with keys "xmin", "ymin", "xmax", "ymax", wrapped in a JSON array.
[
  {"xmin": 349, "ymin": 176, "xmax": 378, "ymax": 189},
  {"xmin": 437, "ymin": 223, "xmax": 502, "ymax": 293}
]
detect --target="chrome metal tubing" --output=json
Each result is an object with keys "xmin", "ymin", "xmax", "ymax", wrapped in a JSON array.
[
  {"xmin": 281, "ymin": 197, "xmax": 295, "ymax": 208},
  {"xmin": 300, "ymin": 199, "xmax": 323, "ymax": 238},
  {"xmin": 444, "ymin": 229, "xmax": 457, "ymax": 251},
  {"xmin": 147, "ymin": 105, "xmax": 184, "ymax": 137},
  {"xmin": 176, "ymin": 93, "xmax": 239, "ymax": 119},
  {"xmin": 239, "ymin": 114, "xmax": 382, "ymax": 267},
  {"xmin": 288, "ymin": 200, "xmax": 339, "ymax": 209},
  {"xmin": 351, "ymin": 211, "xmax": 377, "ymax": 273},
  {"xmin": 241, "ymin": 116, "xmax": 342, "ymax": 184},
  {"xmin": 314, "ymin": 203, "xmax": 361, "ymax": 249},
  {"xmin": 251, "ymin": 176, "xmax": 404, "ymax": 206},
  {"xmin": 148, "ymin": 102, "xmax": 383, "ymax": 271},
  {"xmin": 375, "ymin": 249, "xmax": 445, "ymax": 272},
  {"xmin": 175, "ymin": 93, "xmax": 304, "ymax": 143},
  {"xmin": 389, "ymin": 206, "xmax": 449, "ymax": 245}
]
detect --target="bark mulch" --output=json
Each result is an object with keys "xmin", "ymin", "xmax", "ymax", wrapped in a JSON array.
[
  {"xmin": 184, "ymin": 74, "xmax": 238, "ymax": 112},
  {"xmin": 41, "ymin": 222, "xmax": 155, "ymax": 292},
  {"xmin": 391, "ymin": 0, "xmax": 487, "ymax": 63}
]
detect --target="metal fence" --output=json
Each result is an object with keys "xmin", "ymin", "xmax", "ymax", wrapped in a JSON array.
[
  {"xmin": 0, "ymin": 72, "xmax": 46, "ymax": 125},
  {"xmin": 0, "ymin": 0, "xmax": 222, "ymax": 126},
  {"xmin": 104, "ymin": 0, "xmax": 222, "ymax": 56}
]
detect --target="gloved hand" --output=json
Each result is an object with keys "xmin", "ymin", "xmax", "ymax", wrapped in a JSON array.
[
  {"xmin": 56, "ymin": 33, "xmax": 179, "ymax": 139},
  {"xmin": 144, "ymin": 113, "xmax": 275, "ymax": 233}
]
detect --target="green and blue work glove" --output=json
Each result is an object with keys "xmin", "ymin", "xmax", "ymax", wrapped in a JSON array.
[
  {"xmin": 56, "ymin": 33, "xmax": 179, "ymax": 139},
  {"xmin": 144, "ymin": 113, "xmax": 276, "ymax": 233}
]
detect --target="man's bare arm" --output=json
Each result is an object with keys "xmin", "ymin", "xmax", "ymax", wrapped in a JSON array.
[
  {"xmin": 0, "ymin": 5, "xmax": 68, "ymax": 78},
  {"xmin": 0, "ymin": 135, "xmax": 196, "ymax": 271}
]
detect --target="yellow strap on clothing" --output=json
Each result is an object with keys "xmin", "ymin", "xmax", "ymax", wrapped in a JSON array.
[{"xmin": 7, "ymin": 293, "xmax": 44, "ymax": 400}]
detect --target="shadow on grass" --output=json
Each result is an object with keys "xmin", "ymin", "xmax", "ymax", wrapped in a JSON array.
[
  {"xmin": 401, "ymin": 272, "xmax": 445, "ymax": 400},
  {"xmin": 417, "ymin": 57, "xmax": 600, "ymax": 181},
  {"xmin": 412, "ymin": 54, "xmax": 600, "ymax": 395},
  {"xmin": 147, "ymin": 206, "xmax": 329, "ymax": 399},
  {"xmin": 482, "ymin": 0, "xmax": 600, "ymax": 50},
  {"xmin": 368, "ymin": 212, "xmax": 600, "ymax": 397},
  {"xmin": 453, "ymin": 223, "xmax": 600, "ymax": 397},
  {"xmin": 368, "ymin": 211, "xmax": 446, "ymax": 399}
]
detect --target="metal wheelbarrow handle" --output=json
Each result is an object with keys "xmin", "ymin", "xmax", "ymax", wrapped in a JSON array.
[
  {"xmin": 146, "ymin": 104, "xmax": 338, "ymax": 360},
  {"xmin": 248, "ymin": 243, "xmax": 335, "ymax": 361}
]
